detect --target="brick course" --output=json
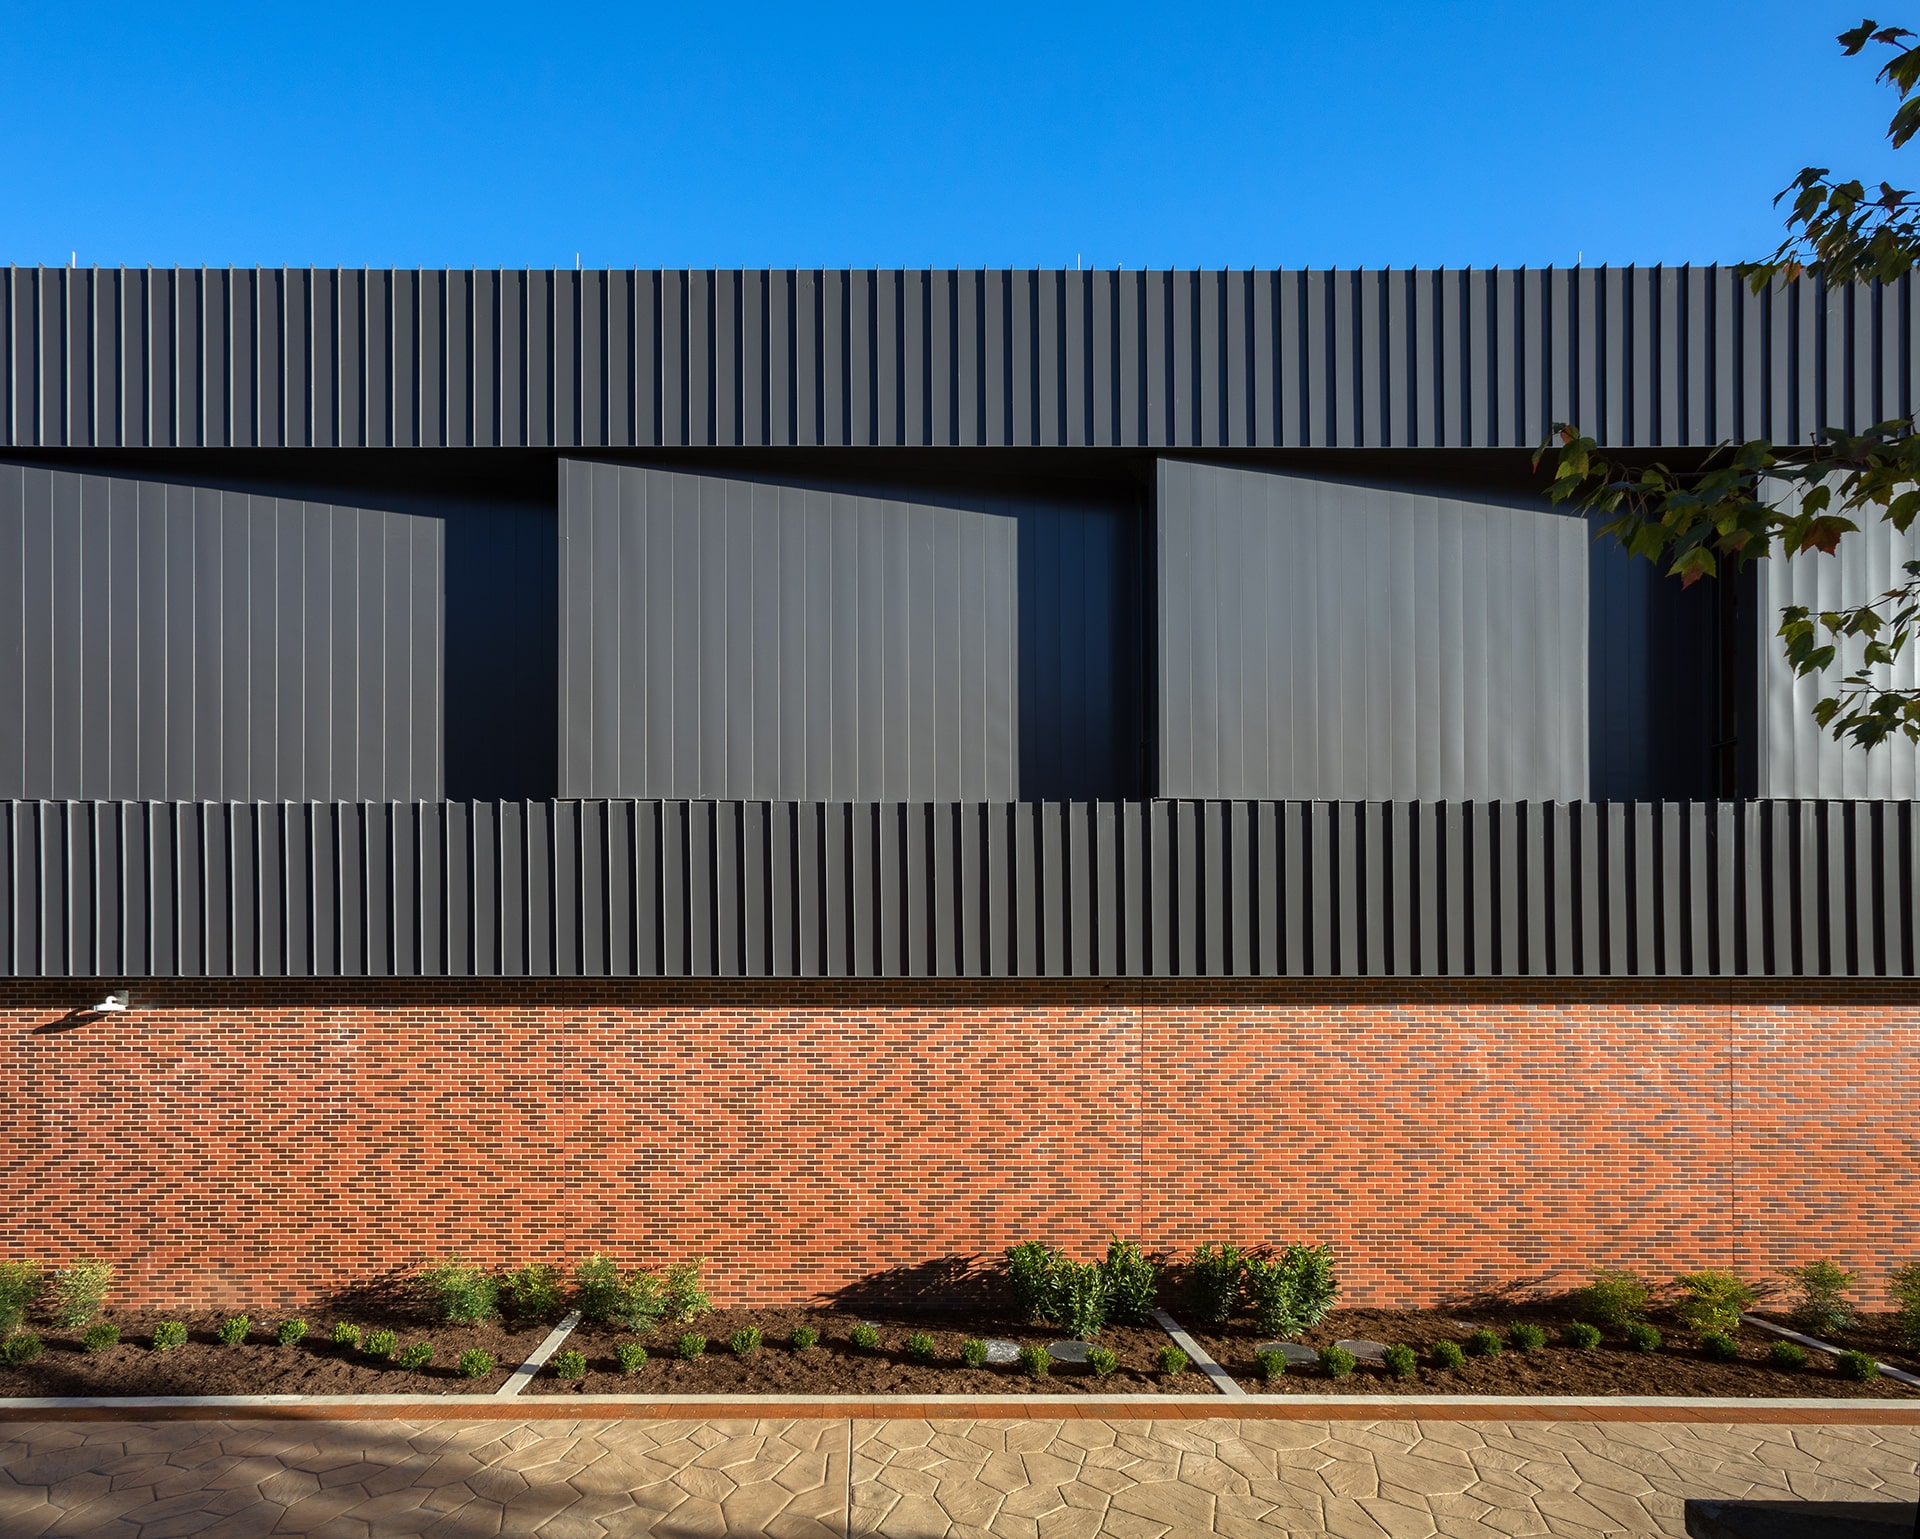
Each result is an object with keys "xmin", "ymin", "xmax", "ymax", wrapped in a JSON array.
[{"xmin": 3, "ymin": 978, "xmax": 1914, "ymax": 1309}]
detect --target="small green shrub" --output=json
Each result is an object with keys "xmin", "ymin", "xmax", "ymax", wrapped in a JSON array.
[
  {"xmin": 1017, "ymin": 1342, "xmax": 1050, "ymax": 1377},
  {"xmin": 1317, "ymin": 1344, "xmax": 1357, "ymax": 1380},
  {"xmin": 662, "ymin": 1261, "xmax": 709, "ymax": 1325},
  {"xmin": 550, "ymin": 1348, "xmax": 587, "ymax": 1380},
  {"xmin": 1698, "ymin": 1330, "xmax": 1740, "ymax": 1362},
  {"xmin": 1186, "ymin": 1243, "xmax": 1247, "ymax": 1325},
  {"xmin": 397, "ymin": 1342, "xmax": 434, "ymax": 1371},
  {"xmin": 1769, "ymin": 1340, "xmax": 1808, "ymax": 1369},
  {"xmin": 1383, "ymin": 1343, "xmax": 1418, "ymax": 1379},
  {"xmin": 1836, "ymin": 1348, "xmax": 1880, "ymax": 1382},
  {"xmin": 1254, "ymin": 1347, "xmax": 1286, "ymax": 1382},
  {"xmin": 789, "ymin": 1324, "xmax": 820, "ymax": 1351},
  {"xmin": 216, "ymin": 1315, "xmax": 251, "ymax": 1346},
  {"xmin": 364, "ymin": 1328, "xmax": 397, "ymax": 1361},
  {"xmin": 571, "ymin": 1256, "xmax": 664, "ymax": 1332},
  {"xmin": 276, "ymin": 1318, "xmax": 307, "ymax": 1346},
  {"xmin": 1466, "ymin": 1328, "xmax": 1502, "ymax": 1357},
  {"xmin": 960, "ymin": 1338, "xmax": 989, "ymax": 1369},
  {"xmin": 729, "ymin": 1327, "xmax": 763, "ymax": 1357},
  {"xmin": 675, "ymin": 1332, "xmax": 706, "ymax": 1360},
  {"xmin": 500, "ymin": 1263, "xmax": 565, "ymax": 1323},
  {"xmin": 49, "ymin": 1260, "xmax": 112, "ymax": 1330},
  {"xmin": 1507, "ymin": 1322, "xmax": 1546, "ymax": 1352},
  {"xmin": 457, "ymin": 1349, "xmax": 495, "ymax": 1379},
  {"xmin": 904, "ymin": 1331, "xmax": 936, "ymax": 1364},
  {"xmin": 1052, "ymin": 1259, "xmax": 1110, "ymax": 1341},
  {"xmin": 1562, "ymin": 1322, "xmax": 1602, "ymax": 1351},
  {"xmin": 1779, "ymin": 1259, "xmax": 1856, "ymax": 1335},
  {"xmin": 1087, "ymin": 1345, "xmax": 1119, "ymax": 1378},
  {"xmin": 1675, "ymin": 1270, "xmax": 1757, "ymax": 1340},
  {"xmin": 848, "ymin": 1323, "xmax": 880, "ymax": 1351},
  {"xmin": 81, "ymin": 1323, "xmax": 120, "ymax": 1352},
  {"xmin": 1154, "ymin": 1344, "xmax": 1189, "ymax": 1376},
  {"xmin": 1005, "ymin": 1241, "xmax": 1062, "ymax": 1324},
  {"xmin": 1100, "ymin": 1236, "xmax": 1159, "ymax": 1325},
  {"xmin": 1889, "ymin": 1262, "xmax": 1920, "ymax": 1350},
  {"xmin": 1430, "ymin": 1340, "xmax": 1465, "ymax": 1369},
  {"xmin": 616, "ymin": 1342, "xmax": 647, "ymax": 1373},
  {"xmin": 151, "ymin": 1321, "xmax": 188, "ymax": 1351},
  {"xmin": 419, "ymin": 1260, "xmax": 498, "ymax": 1325},
  {"xmin": 330, "ymin": 1321, "xmax": 363, "ymax": 1350},
  {"xmin": 0, "ymin": 1262, "xmax": 42, "ymax": 1335},
  {"xmin": 2, "ymin": 1332, "xmax": 43, "ymax": 1366},
  {"xmin": 1243, "ymin": 1243, "xmax": 1339, "ymax": 1337},
  {"xmin": 1574, "ymin": 1269, "xmax": 1651, "ymax": 1329},
  {"xmin": 1624, "ymin": 1323, "xmax": 1663, "ymax": 1352}
]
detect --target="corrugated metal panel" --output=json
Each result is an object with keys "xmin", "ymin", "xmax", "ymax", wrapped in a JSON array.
[
  {"xmin": 0, "ymin": 797, "xmax": 1906, "ymax": 978},
  {"xmin": 4, "ymin": 266, "xmax": 1906, "ymax": 450},
  {"xmin": 1155, "ymin": 460, "xmax": 1588, "ymax": 800},
  {"xmin": 557, "ymin": 460, "xmax": 1019, "ymax": 801},
  {"xmin": 0, "ymin": 463, "xmax": 443, "ymax": 802}
]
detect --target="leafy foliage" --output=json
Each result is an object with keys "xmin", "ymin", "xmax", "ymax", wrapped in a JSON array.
[
  {"xmin": 1004, "ymin": 1241, "xmax": 1062, "ymax": 1324},
  {"xmin": 1317, "ymin": 1344, "xmax": 1357, "ymax": 1380},
  {"xmin": 1675, "ymin": 1271, "xmax": 1758, "ymax": 1340},
  {"xmin": 1383, "ymin": 1343, "xmax": 1418, "ymax": 1378},
  {"xmin": 1186, "ymin": 1244, "xmax": 1247, "ymax": 1326},
  {"xmin": 1052, "ymin": 1259, "xmax": 1111, "ymax": 1340},
  {"xmin": 2, "ymin": 1332, "xmax": 43, "ymax": 1366},
  {"xmin": 1099, "ymin": 1236, "xmax": 1159, "ymax": 1325},
  {"xmin": 1242, "ymin": 1244, "xmax": 1339, "ymax": 1338},
  {"xmin": 571, "ymin": 1256, "xmax": 665, "ymax": 1332},
  {"xmin": 1017, "ymin": 1342, "xmax": 1050, "ymax": 1377},
  {"xmin": 276, "ymin": 1318, "xmax": 307, "ymax": 1346},
  {"xmin": 419, "ymin": 1260, "xmax": 499, "ymax": 1325},
  {"xmin": 499, "ymin": 1263, "xmax": 566, "ymax": 1323},
  {"xmin": 1780, "ymin": 1258, "xmax": 1857, "ymax": 1334},
  {"xmin": 1254, "ymin": 1347, "xmax": 1287, "ymax": 1382},
  {"xmin": 675, "ymin": 1332, "xmax": 707, "ymax": 1360},
  {"xmin": 1154, "ymin": 1344, "xmax": 1189, "ymax": 1376},
  {"xmin": 0, "ymin": 1262, "xmax": 42, "ymax": 1335},
  {"xmin": 81, "ymin": 1323, "xmax": 120, "ymax": 1352},
  {"xmin": 152, "ymin": 1321, "xmax": 188, "ymax": 1351},
  {"xmin": 1507, "ymin": 1322, "xmax": 1546, "ymax": 1353},
  {"xmin": 1698, "ymin": 1330, "xmax": 1740, "ymax": 1362},
  {"xmin": 1563, "ymin": 1322, "xmax": 1603, "ymax": 1351},
  {"xmin": 1466, "ymin": 1329, "xmax": 1502, "ymax": 1357},
  {"xmin": 1574, "ymin": 1270, "xmax": 1652, "ymax": 1330},
  {"xmin": 216, "ymin": 1315, "xmax": 250, "ymax": 1346},
  {"xmin": 48, "ymin": 1260, "xmax": 111, "ymax": 1330},
  {"xmin": 961, "ymin": 1337, "xmax": 990, "ymax": 1368},
  {"xmin": 550, "ymin": 1348, "xmax": 587, "ymax": 1380},
  {"xmin": 1890, "ymin": 1261, "xmax": 1920, "ymax": 1348},
  {"xmin": 1430, "ymin": 1339, "xmax": 1465, "ymax": 1369},
  {"xmin": 1837, "ymin": 1347, "xmax": 1881, "ymax": 1380},
  {"xmin": 457, "ymin": 1349, "xmax": 495, "ymax": 1379},
  {"xmin": 1769, "ymin": 1340, "xmax": 1808, "ymax": 1369},
  {"xmin": 616, "ymin": 1342, "xmax": 648, "ymax": 1373},
  {"xmin": 729, "ymin": 1326, "xmax": 763, "ymax": 1357},
  {"xmin": 1087, "ymin": 1344, "xmax": 1119, "ymax": 1379},
  {"xmin": 364, "ymin": 1328, "xmax": 397, "ymax": 1361},
  {"xmin": 661, "ymin": 1261, "xmax": 709, "ymax": 1325},
  {"xmin": 398, "ymin": 1342, "xmax": 435, "ymax": 1370},
  {"xmin": 848, "ymin": 1323, "xmax": 880, "ymax": 1351},
  {"xmin": 1625, "ymin": 1323, "xmax": 1663, "ymax": 1353},
  {"xmin": 904, "ymin": 1331, "xmax": 936, "ymax": 1363},
  {"xmin": 330, "ymin": 1321, "xmax": 363, "ymax": 1349},
  {"xmin": 789, "ymin": 1324, "xmax": 820, "ymax": 1351}
]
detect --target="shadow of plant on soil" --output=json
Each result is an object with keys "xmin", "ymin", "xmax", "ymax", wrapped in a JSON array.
[{"xmin": 315, "ymin": 1268, "xmax": 439, "ymax": 1328}]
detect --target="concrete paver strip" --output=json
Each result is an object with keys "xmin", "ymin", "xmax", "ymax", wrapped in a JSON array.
[{"xmin": 0, "ymin": 1414, "xmax": 1915, "ymax": 1535}]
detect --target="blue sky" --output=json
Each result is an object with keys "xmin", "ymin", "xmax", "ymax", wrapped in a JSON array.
[{"xmin": 0, "ymin": 1, "xmax": 1909, "ymax": 270}]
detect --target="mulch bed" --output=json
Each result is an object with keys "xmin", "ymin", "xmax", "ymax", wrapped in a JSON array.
[
  {"xmin": 1186, "ymin": 1305, "xmax": 1919, "ymax": 1399},
  {"xmin": 1749, "ymin": 1311, "xmax": 1920, "ymax": 1375}
]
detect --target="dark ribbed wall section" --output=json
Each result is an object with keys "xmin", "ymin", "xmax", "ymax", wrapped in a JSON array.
[
  {"xmin": 3, "ymin": 799, "xmax": 1910, "ymax": 978},
  {"xmin": 0, "ymin": 464, "xmax": 443, "ymax": 803},
  {"xmin": 4, "ymin": 266, "xmax": 1910, "ymax": 451}
]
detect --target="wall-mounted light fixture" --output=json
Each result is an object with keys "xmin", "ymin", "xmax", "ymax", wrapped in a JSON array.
[{"xmin": 91, "ymin": 990, "xmax": 129, "ymax": 1013}]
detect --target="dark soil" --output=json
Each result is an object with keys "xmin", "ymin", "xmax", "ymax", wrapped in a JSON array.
[
  {"xmin": 1750, "ymin": 1310, "xmax": 1920, "ymax": 1375},
  {"xmin": 526, "ymin": 1307, "xmax": 1210, "ymax": 1396},
  {"xmin": 1186, "ymin": 1304, "xmax": 1919, "ymax": 1398},
  {"xmin": 0, "ymin": 1308, "xmax": 550, "ymax": 1398}
]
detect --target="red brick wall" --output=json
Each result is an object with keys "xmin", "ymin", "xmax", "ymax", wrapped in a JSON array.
[{"xmin": 3, "ymin": 978, "xmax": 1914, "ymax": 1309}]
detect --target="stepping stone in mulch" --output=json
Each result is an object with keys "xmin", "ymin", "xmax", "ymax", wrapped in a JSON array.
[
  {"xmin": 1335, "ymin": 1339, "xmax": 1388, "ymax": 1363},
  {"xmin": 1048, "ymin": 1341, "xmax": 1092, "ymax": 1364},
  {"xmin": 982, "ymin": 1339, "xmax": 1021, "ymax": 1365},
  {"xmin": 1254, "ymin": 1341, "xmax": 1320, "ymax": 1366}
]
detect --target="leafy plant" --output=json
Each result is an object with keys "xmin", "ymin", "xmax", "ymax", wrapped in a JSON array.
[
  {"xmin": 398, "ymin": 1342, "xmax": 435, "ymax": 1371},
  {"xmin": 675, "ymin": 1333, "xmax": 707, "ymax": 1360},
  {"xmin": 961, "ymin": 1338, "xmax": 989, "ymax": 1369},
  {"xmin": 904, "ymin": 1332, "xmax": 936, "ymax": 1364},
  {"xmin": 1004, "ymin": 1241, "xmax": 1061, "ymax": 1324},
  {"xmin": 49, "ymin": 1260, "xmax": 111, "ymax": 1330},
  {"xmin": 500, "ymin": 1263, "xmax": 565, "ymax": 1323},
  {"xmin": 1430, "ymin": 1340, "xmax": 1465, "ymax": 1369},
  {"xmin": 1563, "ymin": 1322, "xmax": 1602, "ymax": 1351},
  {"xmin": 152, "ymin": 1321, "xmax": 188, "ymax": 1351},
  {"xmin": 1154, "ymin": 1344, "xmax": 1189, "ymax": 1376},
  {"xmin": 276, "ymin": 1318, "xmax": 307, "ymax": 1346},
  {"xmin": 1052, "ymin": 1260, "xmax": 1110, "ymax": 1341},
  {"xmin": 420, "ymin": 1260, "xmax": 499, "ymax": 1325},
  {"xmin": 1891, "ymin": 1262, "xmax": 1920, "ymax": 1349},
  {"xmin": 1698, "ymin": 1330, "xmax": 1740, "ymax": 1362},
  {"xmin": 1087, "ymin": 1345, "xmax": 1119, "ymax": 1378},
  {"xmin": 1186, "ymin": 1244, "xmax": 1247, "ymax": 1326},
  {"xmin": 364, "ymin": 1328, "xmax": 397, "ymax": 1361},
  {"xmin": 81, "ymin": 1323, "xmax": 119, "ymax": 1352},
  {"xmin": 1780, "ymin": 1259, "xmax": 1857, "ymax": 1334},
  {"xmin": 330, "ymin": 1322, "xmax": 363, "ymax": 1349},
  {"xmin": 1017, "ymin": 1343, "xmax": 1050, "ymax": 1377},
  {"xmin": 551, "ymin": 1348, "xmax": 587, "ymax": 1380},
  {"xmin": 616, "ymin": 1342, "xmax": 648, "ymax": 1373},
  {"xmin": 2, "ymin": 1332, "xmax": 43, "ymax": 1366},
  {"xmin": 1243, "ymin": 1244, "xmax": 1339, "ymax": 1338},
  {"xmin": 1100, "ymin": 1236, "xmax": 1158, "ymax": 1325},
  {"xmin": 1254, "ymin": 1347, "xmax": 1286, "ymax": 1382},
  {"xmin": 216, "ymin": 1315, "xmax": 251, "ymax": 1346},
  {"xmin": 1573, "ymin": 1269, "xmax": 1651, "ymax": 1329},
  {"xmin": 1507, "ymin": 1322, "xmax": 1546, "ymax": 1352},
  {"xmin": 1625, "ymin": 1323, "xmax": 1663, "ymax": 1353},
  {"xmin": 848, "ymin": 1323, "xmax": 880, "ymax": 1351},
  {"xmin": 0, "ymin": 1262, "xmax": 42, "ymax": 1335},
  {"xmin": 789, "ymin": 1325, "xmax": 819, "ymax": 1351},
  {"xmin": 571, "ymin": 1256, "xmax": 665, "ymax": 1332},
  {"xmin": 662, "ymin": 1261, "xmax": 709, "ymax": 1325},
  {"xmin": 1675, "ymin": 1271, "xmax": 1758, "ymax": 1340},
  {"xmin": 1466, "ymin": 1329, "xmax": 1502, "ymax": 1357},
  {"xmin": 1770, "ymin": 1340, "xmax": 1808, "ymax": 1369},
  {"xmin": 729, "ymin": 1327, "xmax": 763, "ymax": 1357},
  {"xmin": 1317, "ymin": 1344, "xmax": 1357, "ymax": 1380},
  {"xmin": 1837, "ymin": 1348, "xmax": 1881, "ymax": 1381},
  {"xmin": 458, "ymin": 1349, "xmax": 495, "ymax": 1379},
  {"xmin": 1383, "ymin": 1343, "xmax": 1417, "ymax": 1379}
]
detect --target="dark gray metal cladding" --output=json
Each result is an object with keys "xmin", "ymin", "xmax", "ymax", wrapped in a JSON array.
[
  {"xmin": 1, "ymin": 797, "xmax": 1910, "ymax": 978},
  {"xmin": 3, "ymin": 265, "xmax": 1910, "ymax": 451},
  {"xmin": 0, "ymin": 462, "xmax": 443, "ymax": 803}
]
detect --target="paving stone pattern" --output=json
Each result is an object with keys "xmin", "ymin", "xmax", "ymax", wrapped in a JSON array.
[{"xmin": 3, "ymin": 1416, "xmax": 1918, "ymax": 1537}]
